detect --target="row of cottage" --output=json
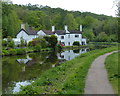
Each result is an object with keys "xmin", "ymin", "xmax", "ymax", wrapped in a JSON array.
[{"xmin": 12, "ymin": 24, "xmax": 87, "ymax": 46}]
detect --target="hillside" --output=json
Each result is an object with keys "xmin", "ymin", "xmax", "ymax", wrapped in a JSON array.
[{"xmin": 2, "ymin": 2, "xmax": 118, "ymax": 42}]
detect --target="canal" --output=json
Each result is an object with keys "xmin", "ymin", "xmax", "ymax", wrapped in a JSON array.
[{"xmin": 2, "ymin": 48, "xmax": 88, "ymax": 94}]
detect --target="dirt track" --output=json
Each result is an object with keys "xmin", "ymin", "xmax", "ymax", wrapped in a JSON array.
[{"xmin": 84, "ymin": 51, "xmax": 118, "ymax": 94}]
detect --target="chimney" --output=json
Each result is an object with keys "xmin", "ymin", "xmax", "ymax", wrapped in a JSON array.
[
  {"xmin": 21, "ymin": 24, "xmax": 25, "ymax": 29},
  {"xmin": 64, "ymin": 25, "xmax": 68, "ymax": 31},
  {"xmin": 52, "ymin": 26, "xmax": 55, "ymax": 32},
  {"xmin": 80, "ymin": 25, "xmax": 82, "ymax": 32}
]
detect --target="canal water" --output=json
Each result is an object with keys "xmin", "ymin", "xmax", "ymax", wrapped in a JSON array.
[{"xmin": 2, "ymin": 48, "xmax": 88, "ymax": 94}]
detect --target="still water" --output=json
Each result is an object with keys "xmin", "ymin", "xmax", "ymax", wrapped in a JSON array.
[{"xmin": 2, "ymin": 48, "xmax": 88, "ymax": 94}]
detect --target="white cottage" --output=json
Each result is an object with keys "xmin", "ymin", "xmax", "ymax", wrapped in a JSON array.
[{"xmin": 14, "ymin": 25, "xmax": 87, "ymax": 46}]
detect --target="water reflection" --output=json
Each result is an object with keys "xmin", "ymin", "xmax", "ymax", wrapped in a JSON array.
[
  {"xmin": 58, "ymin": 48, "xmax": 87, "ymax": 60},
  {"xmin": 2, "ymin": 48, "xmax": 88, "ymax": 94}
]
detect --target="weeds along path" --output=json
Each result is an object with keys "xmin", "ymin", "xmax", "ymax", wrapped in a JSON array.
[{"xmin": 84, "ymin": 51, "xmax": 118, "ymax": 94}]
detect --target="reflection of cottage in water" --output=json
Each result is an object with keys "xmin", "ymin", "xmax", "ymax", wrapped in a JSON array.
[
  {"xmin": 58, "ymin": 48, "xmax": 87, "ymax": 61},
  {"xmin": 16, "ymin": 55, "xmax": 33, "ymax": 65}
]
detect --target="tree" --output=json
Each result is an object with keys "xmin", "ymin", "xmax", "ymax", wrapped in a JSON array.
[
  {"xmin": 44, "ymin": 35, "xmax": 58, "ymax": 48},
  {"xmin": 96, "ymin": 32, "xmax": 109, "ymax": 42},
  {"xmin": 82, "ymin": 29, "xmax": 95, "ymax": 42},
  {"xmin": 63, "ymin": 13, "xmax": 78, "ymax": 30}
]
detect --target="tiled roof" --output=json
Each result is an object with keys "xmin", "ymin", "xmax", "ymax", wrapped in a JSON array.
[
  {"xmin": 69, "ymin": 31, "xmax": 82, "ymax": 34},
  {"xmin": 26, "ymin": 28, "xmax": 38, "ymax": 35},
  {"xmin": 18, "ymin": 29, "xmax": 82, "ymax": 35},
  {"xmin": 43, "ymin": 30, "xmax": 55, "ymax": 35},
  {"xmin": 55, "ymin": 30, "xmax": 66, "ymax": 35}
]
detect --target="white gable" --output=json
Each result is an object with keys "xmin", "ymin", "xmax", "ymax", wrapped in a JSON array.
[
  {"xmin": 17, "ymin": 30, "xmax": 28, "ymax": 39},
  {"xmin": 37, "ymin": 30, "xmax": 46, "ymax": 36}
]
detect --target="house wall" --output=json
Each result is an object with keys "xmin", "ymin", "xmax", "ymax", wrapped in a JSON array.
[
  {"xmin": 16, "ymin": 30, "xmax": 37, "ymax": 43},
  {"xmin": 37, "ymin": 30, "xmax": 46, "ymax": 36},
  {"xmin": 57, "ymin": 34, "xmax": 82, "ymax": 46}
]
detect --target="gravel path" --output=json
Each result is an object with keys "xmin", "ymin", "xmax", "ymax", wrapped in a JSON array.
[{"xmin": 84, "ymin": 51, "xmax": 118, "ymax": 94}]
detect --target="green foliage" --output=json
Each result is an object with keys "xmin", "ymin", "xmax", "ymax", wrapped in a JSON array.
[
  {"xmin": 96, "ymin": 32, "xmax": 109, "ymax": 42},
  {"xmin": 2, "ymin": 2, "xmax": 118, "ymax": 42},
  {"xmin": 105, "ymin": 52, "xmax": 119, "ymax": 94},
  {"xmin": 44, "ymin": 35, "xmax": 58, "ymax": 48},
  {"xmin": 82, "ymin": 29, "xmax": 95, "ymax": 42},
  {"xmin": 18, "ymin": 46, "xmax": 118, "ymax": 94},
  {"xmin": 63, "ymin": 13, "xmax": 78, "ymax": 30},
  {"xmin": 34, "ymin": 44, "xmax": 41, "ymax": 52},
  {"xmin": 7, "ymin": 40, "xmax": 15, "ymax": 48},
  {"xmin": 16, "ymin": 49, "xmax": 26, "ymax": 55},
  {"xmin": 9, "ymin": 49, "xmax": 17, "ymax": 55},
  {"xmin": 2, "ymin": 48, "xmax": 26, "ymax": 56},
  {"xmin": 2, "ymin": 40, "xmax": 7, "ymax": 46},
  {"xmin": 20, "ymin": 37, "xmax": 27, "ymax": 47},
  {"xmin": 73, "ymin": 41, "xmax": 80, "ymax": 46}
]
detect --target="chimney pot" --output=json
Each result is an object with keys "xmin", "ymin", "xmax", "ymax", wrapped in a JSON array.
[
  {"xmin": 80, "ymin": 25, "xmax": 82, "ymax": 32},
  {"xmin": 21, "ymin": 24, "xmax": 25, "ymax": 29},
  {"xmin": 64, "ymin": 25, "xmax": 68, "ymax": 31},
  {"xmin": 52, "ymin": 26, "xmax": 55, "ymax": 32}
]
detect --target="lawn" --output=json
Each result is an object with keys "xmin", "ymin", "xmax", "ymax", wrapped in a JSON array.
[{"xmin": 105, "ymin": 52, "xmax": 119, "ymax": 94}]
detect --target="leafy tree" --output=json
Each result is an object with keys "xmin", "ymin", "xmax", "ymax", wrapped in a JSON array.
[
  {"xmin": 83, "ymin": 16, "xmax": 95, "ymax": 28},
  {"xmin": 63, "ymin": 13, "xmax": 78, "ymax": 30},
  {"xmin": 44, "ymin": 35, "xmax": 58, "ymax": 48},
  {"xmin": 82, "ymin": 29, "xmax": 95, "ymax": 42},
  {"xmin": 96, "ymin": 32, "xmax": 109, "ymax": 42}
]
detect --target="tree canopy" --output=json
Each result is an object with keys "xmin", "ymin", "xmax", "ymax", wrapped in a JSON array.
[{"xmin": 2, "ymin": 1, "xmax": 118, "ymax": 42}]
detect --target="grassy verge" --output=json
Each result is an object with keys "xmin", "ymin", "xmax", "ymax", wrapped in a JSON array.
[
  {"xmin": 18, "ymin": 46, "xmax": 118, "ymax": 94},
  {"xmin": 2, "ymin": 47, "xmax": 53, "ymax": 56},
  {"xmin": 105, "ymin": 52, "xmax": 119, "ymax": 94}
]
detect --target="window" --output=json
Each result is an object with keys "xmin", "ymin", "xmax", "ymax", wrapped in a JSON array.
[
  {"xmin": 75, "ymin": 35, "xmax": 79, "ymax": 38},
  {"xmin": 61, "ymin": 55, "xmax": 64, "ymax": 58},
  {"xmin": 68, "ymin": 42, "xmax": 70, "ymax": 46},
  {"xmin": 68, "ymin": 35, "xmax": 70, "ymax": 38},
  {"xmin": 61, "ymin": 36, "xmax": 64, "ymax": 39},
  {"xmin": 61, "ymin": 42, "xmax": 65, "ymax": 45}
]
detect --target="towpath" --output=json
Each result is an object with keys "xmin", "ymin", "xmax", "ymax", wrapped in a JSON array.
[{"xmin": 84, "ymin": 51, "xmax": 118, "ymax": 94}]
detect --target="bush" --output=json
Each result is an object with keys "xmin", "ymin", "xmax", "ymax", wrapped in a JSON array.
[
  {"xmin": 2, "ymin": 50, "xmax": 10, "ymax": 56},
  {"xmin": 73, "ymin": 41, "xmax": 80, "ymax": 46},
  {"xmin": 9, "ymin": 49, "xmax": 17, "ymax": 55},
  {"xmin": 34, "ymin": 45, "xmax": 41, "ymax": 52},
  {"xmin": 16, "ymin": 49, "xmax": 26, "ymax": 55},
  {"xmin": 7, "ymin": 41, "xmax": 15, "ymax": 48}
]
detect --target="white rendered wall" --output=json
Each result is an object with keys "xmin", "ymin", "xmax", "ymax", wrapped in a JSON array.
[
  {"xmin": 16, "ymin": 30, "xmax": 37, "ymax": 43},
  {"xmin": 57, "ymin": 34, "xmax": 82, "ymax": 46}
]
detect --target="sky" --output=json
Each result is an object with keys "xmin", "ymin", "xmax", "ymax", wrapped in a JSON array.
[{"xmin": 11, "ymin": 0, "xmax": 117, "ymax": 17}]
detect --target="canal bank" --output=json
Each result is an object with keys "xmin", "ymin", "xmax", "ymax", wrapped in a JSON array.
[
  {"xmin": 2, "ymin": 48, "xmax": 88, "ymax": 94},
  {"xmin": 17, "ymin": 46, "xmax": 118, "ymax": 94}
]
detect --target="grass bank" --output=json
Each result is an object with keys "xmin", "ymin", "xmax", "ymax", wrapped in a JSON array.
[
  {"xmin": 2, "ymin": 47, "xmax": 53, "ymax": 56},
  {"xmin": 18, "ymin": 46, "xmax": 118, "ymax": 94},
  {"xmin": 105, "ymin": 52, "xmax": 119, "ymax": 94}
]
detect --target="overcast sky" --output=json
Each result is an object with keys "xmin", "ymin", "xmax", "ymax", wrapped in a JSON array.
[{"xmin": 11, "ymin": 0, "xmax": 117, "ymax": 17}]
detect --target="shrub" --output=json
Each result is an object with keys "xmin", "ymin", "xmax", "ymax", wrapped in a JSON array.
[
  {"xmin": 2, "ymin": 50, "xmax": 10, "ymax": 56},
  {"xmin": 16, "ymin": 49, "xmax": 26, "ymax": 55},
  {"xmin": 7, "ymin": 41, "xmax": 15, "ymax": 48},
  {"xmin": 73, "ymin": 41, "xmax": 80, "ymax": 46},
  {"xmin": 34, "ymin": 45, "xmax": 41, "ymax": 52},
  {"xmin": 9, "ymin": 49, "xmax": 17, "ymax": 55}
]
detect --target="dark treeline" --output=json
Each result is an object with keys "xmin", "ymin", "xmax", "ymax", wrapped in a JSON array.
[{"xmin": 2, "ymin": 1, "xmax": 118, "ymax": 42}]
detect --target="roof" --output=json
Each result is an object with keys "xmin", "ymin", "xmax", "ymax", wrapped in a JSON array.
[
  {"xmin": 18, "ymin": 29, "xmax": 82, "ymax": 36},
  {"xmin": 55, "ymin": 30, "xmax": 66, "ymax": 35},
  {"xmin": 43, "ymin": 30, "xmax": 55, "ymax": 35},
  {"xmin": 26, "ymin": 28, "xmax": 38, "ymax": 35},
  {"xmin": 69, "ymin": 31, "xmax": 82, "ymax": 34}
]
